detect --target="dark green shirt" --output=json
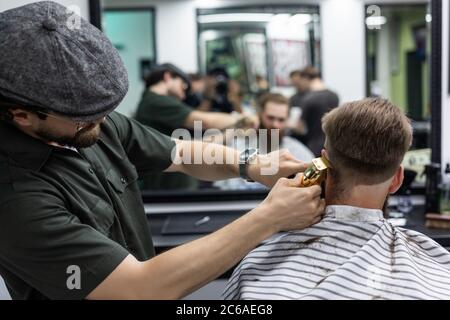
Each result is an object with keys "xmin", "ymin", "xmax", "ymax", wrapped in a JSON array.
[
  {"xmin": 135, "ymin": 90, "xmax": 198, "ymax": 190},
  {"xmin": 135, "ymin": 90, "xmax": 192, "ymax": 137},
  {"xmin": 0, "ymin": 112, "xmax": 175, "ymax": 300}
]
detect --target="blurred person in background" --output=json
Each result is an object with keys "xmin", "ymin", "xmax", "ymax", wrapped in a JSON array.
[
  {"xmin": 215, "ymin": 93, "xmax": 314, "ymax": 190},
  {"xmin": 296, "ymin": 66, "xmax": 340, "ymax": 156},
  {"xmin": 289, "ymin": 69, "xmax": 311, "ymax": 109},
  {"xmin": 257, "ymin": 93, "xmax": 314, "ymax": 160},
  {"xmin": 254, "ymin": 74, "xmax": 270, "ymax": 100},
  {"xmin": 135, "ymin": 63, "xmax": 257, "ymax": 191},
  {"xmin": 184, "ymin": 73, "xmax": 206, "ymax": 109},
  {"xmin": 204, "ymin": 67, "xmax": 243, "ymax": 114}
]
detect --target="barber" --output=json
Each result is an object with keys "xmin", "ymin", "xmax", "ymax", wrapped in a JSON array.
[{"xmin": 0, "ymin": 2, "xmax": 324, "ymax": 300}]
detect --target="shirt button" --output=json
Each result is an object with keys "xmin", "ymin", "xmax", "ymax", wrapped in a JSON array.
[
  {"xmin": 89, "ymin": 168, "xmax": 95, "ymax": 174},
  {"xmin": 120, "ymin": 177, "xmax": 127, "ymax": 184}
]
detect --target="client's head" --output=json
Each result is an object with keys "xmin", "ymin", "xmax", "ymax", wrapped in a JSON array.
[{"xmin": 321, "ymin": 98, "xmax": 412, "ymax": 209}]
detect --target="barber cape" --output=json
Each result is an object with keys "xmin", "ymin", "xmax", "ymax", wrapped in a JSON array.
[{"xmin": 223, "ymin": 205, "xmax": 450, "ymax": 300}]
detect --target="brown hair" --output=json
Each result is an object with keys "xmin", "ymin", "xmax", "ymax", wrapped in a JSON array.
[
  {"xmin": 289, "ymin": 70, "xmax": 302, "ymax": 78},
  {"xmin": 299, "ymin": 66, "xmax": 321, "ymax": 80},
  {"xmin": 322, "ymin": 97, "xmax": 412, "ymax": 185},
  {"xmin": 257, "ymin": 93, "xmax": 289, "ymax": 112}
]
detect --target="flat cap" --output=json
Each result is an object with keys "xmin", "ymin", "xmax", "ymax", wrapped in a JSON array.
[{"xmin": 0, "ymin": 1, "xmax": 129, "ymax": 122}]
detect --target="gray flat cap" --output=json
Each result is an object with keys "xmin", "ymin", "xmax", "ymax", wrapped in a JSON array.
[{"xmin": 0, "ymin": 1, "xmax": 129, "ymax": 122}]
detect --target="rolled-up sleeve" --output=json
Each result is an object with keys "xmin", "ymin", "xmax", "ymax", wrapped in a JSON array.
[{"xmin": 107, "ymin": 112, "xmax": 176, "ymax": 177}]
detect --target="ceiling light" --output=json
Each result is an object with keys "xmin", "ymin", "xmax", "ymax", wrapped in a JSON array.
[
  {"xmin": 198, "ymin": 13, "xmax": 274, "ymax": 24},
  {"xmin": 365, "ymin": 16, "xmax": 387, "ymax": 27}
]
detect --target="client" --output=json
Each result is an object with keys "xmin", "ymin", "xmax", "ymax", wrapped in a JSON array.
[{"xmin": 223, "ymin": 98, "xmax": 450, "ymax": 300}]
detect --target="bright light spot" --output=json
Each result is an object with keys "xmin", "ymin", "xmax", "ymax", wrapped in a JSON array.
[
  {"xmin": 365, "ymin": 16, "xmax": 387, "ymax": 27},
  {"xmin": 198, "ymin": 13, "xmax": 274, "ymax": 24}
]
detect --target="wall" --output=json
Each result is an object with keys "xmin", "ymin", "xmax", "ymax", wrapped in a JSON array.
[
  {"xmin": 442, "ymin": 0, "xmax": 450, "ymax": 178},
  {"xmin": 321, "ymin": 0, "xmax": 366, "ymax": 102},
  {"xmin": 103, "ymin": 10, "xmax": 155, "ymax": 117}
]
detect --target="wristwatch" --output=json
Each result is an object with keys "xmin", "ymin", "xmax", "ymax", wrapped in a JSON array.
[{"xmin": 239, "ymin": 148, "xmax": 259, "ymax": 182}]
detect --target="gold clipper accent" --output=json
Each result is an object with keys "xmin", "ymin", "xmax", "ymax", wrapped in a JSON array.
[{"xmin": 300, "ymin": 157, "xmax": 330, "ymax": 187}]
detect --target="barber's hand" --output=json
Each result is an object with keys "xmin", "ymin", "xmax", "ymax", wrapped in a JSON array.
[
  {"xmin": 247, "ymin": 149, "xmax": 309, "ymax": 188},
  {"xmin": 235, "ymin": 114, "xmax": 259, "ymax": 130},
  {"xmin": 257, "ymin": 176, "xmax": 325, "ymax": 232}
]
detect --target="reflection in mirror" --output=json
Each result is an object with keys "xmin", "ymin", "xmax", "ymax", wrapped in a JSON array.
[
  {"xmin": 197, "ymin": 6, "xmax": 322, "ymax": 191},
  {"xmin": 99, "ymin": 1, "xmax": 435, "ymax": 194},
  {"xmin": 365, "ymin": 3, "xmax": 431, "ymax": 187},
  {"xmin": 198, "ymin": 7, "xmax": 320, "ymax": 96}
]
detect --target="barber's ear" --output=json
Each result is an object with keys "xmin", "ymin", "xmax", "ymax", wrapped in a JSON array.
[
  {"xmin": 388, "ymin": 166, "xmax": 404, "ymax": 194},
  {"xmin": 321, "ymin": 149, "xmax": 329, "ymax": 159},
  {"xmin": 9, "ymin": 109, "xmax": 35, "ymax": 127}
]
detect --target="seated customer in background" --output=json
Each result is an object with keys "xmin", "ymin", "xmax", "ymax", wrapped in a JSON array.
[
  {"xmin": 214, "ymin": 93, "xmax": 314, "ymax": 190},
  {"xmin": 224, "ymin": 98, "xmax": 450, "ymax": 300}
]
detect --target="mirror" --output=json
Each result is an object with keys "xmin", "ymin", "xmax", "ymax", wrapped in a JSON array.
[
  {"xmin": 99, "ymin": 1, "xmax": 434, "ymax": 196},
  {"xmin": 102, "ymin": 7, "xmax": 156, "ymax": 118},
  {"xmin": 365, "ymin": 3, "xmax": 432, "ymax": 187},
  {"xmin": 198, "ymin": 6, "xmax": 321, "ymax": 95}
]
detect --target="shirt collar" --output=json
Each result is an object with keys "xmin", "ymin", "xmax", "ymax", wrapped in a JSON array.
[
  {"xmin": 324, "ymin": 205, "xmax": 384, "ymax": 222},
  {"xmin": 0, "ymin": 122, "xmax": 53, "ymax": 172}
]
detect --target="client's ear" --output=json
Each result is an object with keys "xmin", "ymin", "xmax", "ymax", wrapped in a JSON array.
[{"xmin": 388, "ymin": 166, "xmax": 404, "ymax": 194}]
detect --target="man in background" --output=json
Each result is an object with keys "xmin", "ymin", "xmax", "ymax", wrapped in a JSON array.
[
  {"xmin": 203, "ymin": 67, "xmax": 243, "ymax": 114},
  {"xmin": 224, "ymin": 98, "xmax": 450, "ymax": 300},
  {"xmin": 184, "ymin": 73, "xmax": 206, "ymax": 109},
  {"xmin": 257, "ymin": 93, "xmax": 314, "ymax": 161},
  {"xmin": 298, "ymin": 67, "xmax": 339, "ymax": 156},
  {"xmin": 289, "ymin": 69, "xmax": 310, "ymax": 109},
  {"xmin": 215, "ymin": 93, "xmax": 314, "ymax": 190}
]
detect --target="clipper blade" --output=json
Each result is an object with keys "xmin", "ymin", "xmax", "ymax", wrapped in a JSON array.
[{"xmin": 300, "ymin": 157, "xmax": 330, "ymax": 187}]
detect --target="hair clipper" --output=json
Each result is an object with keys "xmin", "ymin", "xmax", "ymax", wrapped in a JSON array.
[{"xmin": 300, "ymin": 157, "xmax": 330, "ymax": 188}]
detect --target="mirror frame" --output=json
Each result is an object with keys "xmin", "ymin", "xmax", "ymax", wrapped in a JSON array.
[
  {"xmin": 430, "ymin": 0, "xmax": 442, "ymax": 165},
  {"xmin": 90, "ymin": 0, "xmax": 102, "ymax": 30}
]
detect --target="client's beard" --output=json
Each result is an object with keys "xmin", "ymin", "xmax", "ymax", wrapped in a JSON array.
[
  {"xmin": 36, "ymin": 123, "xmax": 101, "ymax": 149},
  {"xmin": 259, "ymin": 121, "xmax": 284, "ymax": 153}
]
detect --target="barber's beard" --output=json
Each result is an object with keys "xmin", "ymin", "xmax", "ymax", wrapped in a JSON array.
[
  {"xmin": 259, "ymin": 121, "xmax": 284, "ymax": 153},
  {"xmin": 36, "ymin": 123, "xmax": 101, "ymax": 149}
]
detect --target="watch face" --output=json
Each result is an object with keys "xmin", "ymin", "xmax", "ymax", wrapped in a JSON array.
[
  {"xmin": 240, "ymin": 149, "xmax": 257, "ymax": 162},
  {"xmin": 247, "ymin": 148, "xmax": 257, "ymax": 157}
]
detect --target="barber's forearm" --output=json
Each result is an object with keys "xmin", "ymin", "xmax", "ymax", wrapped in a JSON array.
[
  {"xmin": 185, "ymin": 111, "xmax": 237, "ymax": 130},
  {"xmin": 136, "ymin": 204, "xmax": 275, "ymax": 299},
  {"xmin": 172, "ymin": 140, "xmax": 240, "ymax": 181}
]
